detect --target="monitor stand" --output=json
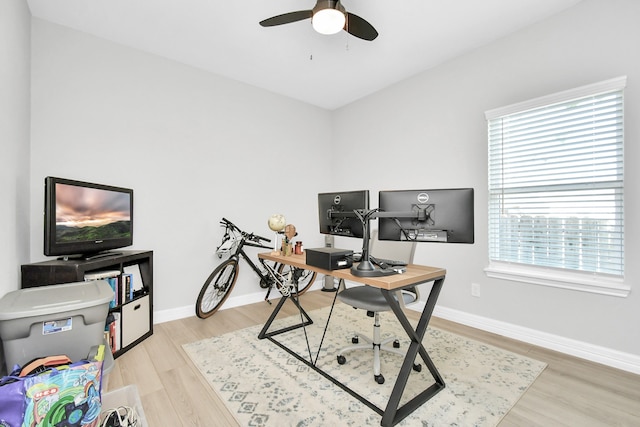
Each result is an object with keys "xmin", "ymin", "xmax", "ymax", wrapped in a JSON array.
[
  {"xmin": 351, "ymin": 262, "xmax": 398, "ymax": 277},
  {"xmin": 350, "ymin": 209, "xmax": 398, "ymax": 278}
]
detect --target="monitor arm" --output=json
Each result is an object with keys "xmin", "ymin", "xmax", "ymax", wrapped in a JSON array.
[
  {"xmin": 350, "ymin": 209, "xmax": 426, "ymax": 277},
  {"xmin": 330, "ymin": 207, "xmax": 430, "ymax": 277},
  {"xmin": 327, "ymin": 208, "xmax": 377, "ymax": 272}
]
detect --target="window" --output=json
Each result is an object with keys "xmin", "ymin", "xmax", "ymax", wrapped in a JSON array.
[{"xmin": 485, "ymin": 77, "xmax": 628, "ymax": 296}]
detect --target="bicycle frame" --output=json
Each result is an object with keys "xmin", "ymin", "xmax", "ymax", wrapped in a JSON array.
[
  {"xmin": 217, "ymin": 218, "xmax": 292, "ymax": 301},
  {"xmin": 196, "ymin": 217, "xmax": 318, "ymax": 319}
]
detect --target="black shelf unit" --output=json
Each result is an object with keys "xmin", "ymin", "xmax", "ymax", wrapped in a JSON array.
[{"xmin": 21, "ymin": 250, "xmax": 153, "ymax": 358}]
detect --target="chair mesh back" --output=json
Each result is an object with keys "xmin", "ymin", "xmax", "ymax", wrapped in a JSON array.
[{"xmin": 369, "ymin": 230, "xmax": 416, "ymax": 264}]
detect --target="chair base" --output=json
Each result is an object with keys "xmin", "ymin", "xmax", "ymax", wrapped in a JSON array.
[{"xmin": 336, "ymin": 312, "xmax": 406, "ymax": 384}]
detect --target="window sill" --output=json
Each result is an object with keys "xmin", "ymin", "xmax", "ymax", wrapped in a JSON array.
[{"xmin": 484, "ymin": 262, "xmax": 629, "ymax": 297}]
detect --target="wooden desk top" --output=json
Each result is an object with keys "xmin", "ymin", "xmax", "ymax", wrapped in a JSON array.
[{"xmin": 258, "ymin": 252, "xmax": 446, "ymax": 291}]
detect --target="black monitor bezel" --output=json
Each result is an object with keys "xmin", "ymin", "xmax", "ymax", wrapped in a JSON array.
[
  {"xmin": 377, "ymin": 188, "xmax": 474, "ymax": 244},
  {"xmin": 44, "ymin": 176, "xmax": 134, "ymax": 258},
  {"xmin": 317, "ymin": 190, "xmax": 370, "ymax": 239}
]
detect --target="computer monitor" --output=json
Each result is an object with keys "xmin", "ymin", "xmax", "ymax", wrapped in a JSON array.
[
  {"xmin": 318, "ymin": 190, "xmax": 370, "ymax": 238},
  {"xmin": 378, "ymin": 188, "xmax": 474, "ymax": 244}
]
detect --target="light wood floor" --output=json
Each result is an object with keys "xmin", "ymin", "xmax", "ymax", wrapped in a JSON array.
[{"xmin": 105, "ymin": 290, "xmax": 640, "ymax": 426}]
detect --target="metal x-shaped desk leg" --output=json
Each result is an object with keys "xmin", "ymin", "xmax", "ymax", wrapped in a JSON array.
[
  {"xmin": 258, "ymin": 293, "xmax": 313, "ymax": 340},
  {"xmin": 380, "ymin": 276, "xmax": 446, "ymax": 426}
]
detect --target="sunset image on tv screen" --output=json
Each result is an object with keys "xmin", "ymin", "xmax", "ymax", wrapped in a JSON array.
[{"xmin": 55, "ymin": 183, "xmax": 131, "ymax": 243}]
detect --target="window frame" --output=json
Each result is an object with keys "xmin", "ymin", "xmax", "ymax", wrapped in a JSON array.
[{"xmin": 484, "ymin": 76, "xmax": 628, "ymax": 297}]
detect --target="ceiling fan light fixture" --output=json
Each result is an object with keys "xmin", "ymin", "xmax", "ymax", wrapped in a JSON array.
[
  {"xmin": 312, "ymin": 8, "xmax": 346, "ymax": 35},
  {"xmin": 259, "ymin": 0, "xmax": 377, "ymax": 41}
]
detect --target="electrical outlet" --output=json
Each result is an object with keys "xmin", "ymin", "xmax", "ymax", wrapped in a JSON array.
[{"xmin": 471, "ymin": 283, "xmax": 481, "ymax": 297}]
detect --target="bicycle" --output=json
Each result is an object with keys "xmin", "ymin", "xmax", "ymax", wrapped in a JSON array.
[{"xmin": 195, "ymin": 217, "xmax": 318, "ymax": 319}]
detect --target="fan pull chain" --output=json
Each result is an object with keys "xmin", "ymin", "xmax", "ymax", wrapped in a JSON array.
[{"xmin": 345, "ymin": 14, "xmax": 349, "ymax": 51}]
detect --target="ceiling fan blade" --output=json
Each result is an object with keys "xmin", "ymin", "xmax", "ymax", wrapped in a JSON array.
[
  {"xmin": 345, "ymin": 12, "xmax": 378, "ymax": 41},
  {"xmin": 259, "ymin": 10, "xmax": 313, "ymax": 27}
]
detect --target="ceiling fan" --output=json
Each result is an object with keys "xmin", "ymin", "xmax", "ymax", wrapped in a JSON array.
[{"xmin": 259, "ymin": 0, "xmax": 378, "ymax": 41}]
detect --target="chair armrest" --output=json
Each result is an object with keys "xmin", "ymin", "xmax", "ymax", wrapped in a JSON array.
[{"xmin": 397, "ymin": 286, "xmax": 420, "ymax": 310}]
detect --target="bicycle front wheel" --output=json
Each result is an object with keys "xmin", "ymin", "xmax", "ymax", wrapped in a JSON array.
[
  {"xmin": 196, "ymin": 258, "xmax": 239, "ymax": 319},
  {"xmin": 277, "ymin": 264, "xmax": 317, "ymax": 296}
]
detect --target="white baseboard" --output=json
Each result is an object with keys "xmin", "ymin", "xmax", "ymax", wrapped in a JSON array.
[
  {"xmin": 423, "ymin": 303, "xmax": 640, "ymax": 375},
  {"xmin": 153, "ymin": 282, "xmax": 326, "ymax": 324},
  {"xmin": 154, "ymin": 288, "xmax": 640, "ymax": 375}
]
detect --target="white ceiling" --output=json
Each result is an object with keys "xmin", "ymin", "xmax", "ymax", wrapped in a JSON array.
[{"xmin": 27, "ymin": 0, "xmax": 583, "ymax": 110}]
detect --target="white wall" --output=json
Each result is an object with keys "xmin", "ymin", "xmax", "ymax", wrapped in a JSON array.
[
  {"xmin": 332, "ymin": 0, "xmax": 640, "ymax": 359},
  {"xmin": 0, "ymin": 0, "xmax": 31, "ymax": 297},
  {"xmin": 24, "ymin": 0, "xmax": 640, "ymax": 369},
  {"xmin": 29, "ymin": 19, "xmax": 333, "ymax": 314}
]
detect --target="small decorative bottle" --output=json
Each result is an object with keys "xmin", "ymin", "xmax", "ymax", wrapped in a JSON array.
[{"xmin": 282, "ymin": 239, "xmax": 292, "ymax": 256}]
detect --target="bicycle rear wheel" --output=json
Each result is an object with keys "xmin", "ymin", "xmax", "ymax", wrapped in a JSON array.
[
  {"xmin": 196, "ymin": 258, "xmax": 239, "ymax": 319},
  {"xmin": 277, "ymin": 264, "xmax": 317, "ymax": 295}
]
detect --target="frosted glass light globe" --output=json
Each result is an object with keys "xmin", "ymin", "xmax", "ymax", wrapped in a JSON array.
[{"xmin": 312, "ymin": 9, "xmax": 345, "ymax": 35}]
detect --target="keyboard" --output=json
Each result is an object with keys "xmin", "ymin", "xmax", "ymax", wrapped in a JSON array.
[
  {"xmin": 351, "ymin": 254, "xmax": 408, "ymax": 268},
  {"xmin": 369, "ymin": 256, "xmax": 407, "ymax": 268}
]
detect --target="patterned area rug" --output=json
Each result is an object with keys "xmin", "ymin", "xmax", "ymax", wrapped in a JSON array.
[{"xmin": 183, "ymin": 303, "xmax": 546, "ymax": 426}]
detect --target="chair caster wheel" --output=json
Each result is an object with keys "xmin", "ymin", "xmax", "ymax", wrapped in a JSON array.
[
  {"xmin": 374, "ymin": 374, "xmax": 385, "ymax": 384},
  {"xmin": 393, "ymin": 339, "xmax": 400, "ymax": 348},
  {"xmin": 352, "ymin": 336, "xmax": 359, "ymax": 344},
  {"xmin": 337, "ymin": 355, "xmax": 346, "ymax": 365},
  {"xmin": 413, "ymin": 363, "xmax": 422, "ymax": 372}
]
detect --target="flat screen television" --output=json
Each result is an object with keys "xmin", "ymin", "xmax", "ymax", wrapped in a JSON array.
[
  {"xmin": 44, "ymin": 176, "xmax": 134, "ymax": 259},
  {"xmin": 317, "ymin": 190, "xmax": 369, "ymax": 238},
  {"xmin": 378, "ymin": 188, "xmax": 474, "ymax": 243}
]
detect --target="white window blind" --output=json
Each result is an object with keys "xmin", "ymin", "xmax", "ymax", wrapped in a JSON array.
[{"xmin": 486, "ymin": 78, "xmax": 625, "ymax": 285}]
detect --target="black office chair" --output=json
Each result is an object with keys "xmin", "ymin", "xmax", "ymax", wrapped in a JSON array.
[{"xmin": 336, "ymin": 231, "xmax": 420, "ymax": 384}]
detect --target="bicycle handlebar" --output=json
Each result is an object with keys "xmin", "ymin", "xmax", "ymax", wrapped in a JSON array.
[
  {"xmin": 251, "ymin": 233, "xmax": 272, "ymax": 243},
  {"xmin": 220, "ymin": 217, "xmax": 271, "ymax": 244}
]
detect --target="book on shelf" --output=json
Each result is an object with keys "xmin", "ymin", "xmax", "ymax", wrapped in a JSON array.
[
  {"xmin": 121, "ymin": 273, "xmax": 134, "ymax": 303},
  {"xmin": 107, "ymin": 312, "xmax": 121, "ymax": 354},
  {"xmin": 123, "ymin": 264, "xmax": 144, "ymax": 293},
  {"xmin": 106, "ymin": 277, "xmax": 119, "ymax": 308},
  {"xmin": 85, "ymin": 270, "xmax": 121, "ymax": 307}
]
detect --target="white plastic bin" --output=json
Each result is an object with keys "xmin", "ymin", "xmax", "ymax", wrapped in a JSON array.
[
  {"xmin": 0, "ymin": 280, "xmax": 114, "ymax": 373},
  {"xmin": 101, "ymin": 385, "xmax": 148, "ymax": 427}
]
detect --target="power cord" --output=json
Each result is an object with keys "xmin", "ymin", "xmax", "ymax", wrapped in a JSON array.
[{"xmin": 100, "ymin": 405, "xmax": 139, "ymax": 427}]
